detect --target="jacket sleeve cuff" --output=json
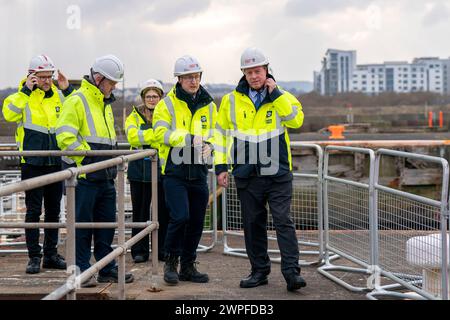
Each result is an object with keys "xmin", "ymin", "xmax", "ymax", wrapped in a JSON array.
[
  {"xmin": 269, "ymin": 87, "xmax": 283, "ymax": 101},
  {"xmin": 62, "ymin": 84, "xmax": 75, "ymax": 97},
  {"xmin": 20, "ymin": 86, "xmax": 32, "ymax": 96},
  {"xmin": 215, "ymin": 164, "xmax": 228, "ymax": 175}
]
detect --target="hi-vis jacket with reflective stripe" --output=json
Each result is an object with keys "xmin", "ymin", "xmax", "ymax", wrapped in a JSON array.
[
  {"xmin": 56, "ymin": 78, "xmax": 117, "ymax": 181},
  {"xmin": 152, "ymin": 83, "xmax": 217, "ymax": 180},
  {"xmin": 2, "ymin": 79, "xmax": 71, "ymax": 166},
  {"xmin": 125, "ymin": 106, "xmax": 159, "ymax": 182},
  {"xmin": 214, "ymin": 75, "xmax": 304, "ymax": 178}
]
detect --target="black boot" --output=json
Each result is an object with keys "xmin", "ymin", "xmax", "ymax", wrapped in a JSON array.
[
  {"xmin": 26, "ymin": 257, "xmax": 41, "ymax": 274},
  {"xmin": 163, "ymin": 255, "xmax": 179, "ymax": 285},
  {"xmin": 179, "ymin": 261, "xmax": 209, "ymax": 283}
]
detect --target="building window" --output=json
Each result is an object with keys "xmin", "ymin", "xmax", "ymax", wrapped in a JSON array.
[{"xmin": 362, "ymin": 81, "xmax": 367, "ymax": 85}]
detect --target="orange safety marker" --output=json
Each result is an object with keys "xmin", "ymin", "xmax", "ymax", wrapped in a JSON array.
[
  {"xmin": 439, "ymin": 111, "xmax": 443, "ymax": 128},
  {"xmin": 328, "ymin": 125, "xmax": 345, "ymax": 139},
  {"xmin": 428, "ymin": 111, "xmax": 433, "ymax": 128}
]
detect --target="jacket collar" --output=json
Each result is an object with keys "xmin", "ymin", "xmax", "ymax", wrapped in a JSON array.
[
  {"xmin": 82, "ymin": 76, "xmax": 116, "ymax": 105},
  {"xmin": 174, "ymin": 82, "xmax": 213, "ymax": 113},
  {"xmin": 235, "ymin": 73, "xmax": 276, "ymax": 102}
]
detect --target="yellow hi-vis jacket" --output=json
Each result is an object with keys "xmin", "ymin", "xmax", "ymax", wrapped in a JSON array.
[
  {"xmin": 2, "ymin": 79, "xmax": 72, "ymax": 166},
  {"xmin": 125, "ymin": 106, "xmax": 159, "ymax": 182},
  {"xmin": 56, "ymin": 78, "xmax": 117, "ymax": 180},
  {"xmin": 214, "ymin": 76, "xmax": 304, "ymax": 178},
  {"xmin": 152, "ymin": 84, "xmax": 217, "ymax": 180}
]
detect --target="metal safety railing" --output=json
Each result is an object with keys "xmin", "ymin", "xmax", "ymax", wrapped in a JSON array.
[
  {"xmin": 317, "ymin": 146, "xmax": 450, "ymax": 300},
  {"xmin": 222, "ymin": 143, "xmax": 325, "ymax": 266},
  {"xmin": 0, "ymin": 143, "xmax": 218, "ymax": 255},
  {"xmin": 318, "ymin": 146, "xmax": 376, "ymax": 292},
  {"xmin": 367, "ymin": 149, "xmax": 449, "ymax": 300},
  {"xmin": 0, "ymin": 149, "xmax": 160, "ymax": 300}
]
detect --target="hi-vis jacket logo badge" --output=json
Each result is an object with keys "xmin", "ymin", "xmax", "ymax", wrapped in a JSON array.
[
  {"xmin": 201, "ymin": 115, "xmax": 207, "ymax": 129},
  {"xmin": 266, "ymin": 111, "xmax": 272, "ymax": 124}
]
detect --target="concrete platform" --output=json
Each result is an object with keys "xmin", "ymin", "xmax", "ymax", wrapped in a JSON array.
[{"xmin": 0, "ymin": 241, "xmax": 367, "ymax": 300}]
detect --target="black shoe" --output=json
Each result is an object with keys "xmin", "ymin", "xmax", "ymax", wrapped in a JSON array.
[
  {"xmin": 97, "ymin": 267, "xmax": 134, "ymax": 283},
  {"xmin": 133, "ymin": 255, "xmax": 148, "ymax": 263},
  {"xmin": 43, "ymin": 254, "xmax": 66, "ymax": 270},
  {"xmin": 163, "ymin": 255, "xmax": 179, "ymax": 285},
  {"xmin": 286, "ymin": 274, "xmax": 307, "ymax": 292},
  {"xmin": 26, "ymin": 257, "xmax": 41, "ymax": 274},
  {"xmin": 179, "ymin": 262, "xmax": 209, "ymax": 283},
  {"xmin": 240, "ymin": 272, "xmax": 269, "ymax": 288}
]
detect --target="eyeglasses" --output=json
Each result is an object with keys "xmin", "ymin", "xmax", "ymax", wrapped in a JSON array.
[
  {"xmin": 36, "ymin": 75, "xmax": 53, "ymax": 81},
  {"xmin": 145, "ymin": 95, "xmax": 160, "ymax": 100},
  {"xmin": 181, "ymin": 74, "xmax": 201, "ymax": 82}
]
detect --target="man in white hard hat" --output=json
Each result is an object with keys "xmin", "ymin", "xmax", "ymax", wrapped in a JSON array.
[
  {"xmin": 214, "ymin": 47, "xmax": 306, "ymax": 291},
  {"xmin": 2, "ymin": 54, "xmax": 74, "ymax": 274},
  {"xmin": 56, "ymin": 54, "xmax": 134, "ymax": 287},
  {"xmin": 125, "ymin": 79, "xmax": 169, "ymax": 263},
  {"xmin": 153, "ymin": 55, "xmax": 217, "ymax": 286}
]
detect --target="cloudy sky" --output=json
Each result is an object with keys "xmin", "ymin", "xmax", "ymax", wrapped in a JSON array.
[{"xmin": 1, "ymin": 0, "xmax": 450, "ymax": 88}]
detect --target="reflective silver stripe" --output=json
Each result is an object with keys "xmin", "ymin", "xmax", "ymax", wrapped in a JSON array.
[
  {"xmin": 7, "ymin": 103, "xmax": 22, "ymax": 114},
  {"xmin": 214, "ymin": 144, "xmax": 227, "ymax": 154},
  {"xmin": 23, "ymin": 122, "xmax": 49, "ymax": 134},
  {"xmin": 160, "ymin": 157, "xmax": 166, "ymax": 166},
  {"xmin": 229, "ymin": 94, "xmax": 237, "ymax": 129},
  {"xmin": 138, "ymin": 130, "xmax": 146, "ymax": 145},
  {"xmin": 56, "ymin": 125, "xmax": 78, "ymax": 136},
  {"xmin": 279, "ymin": 106, "xmax": 298, "ymax": 122},
  {"xmin": 164, "ymin": 130, "xmax": 173, "ymax": 145},
  {"xmin": 74, "ymin": 93, "xmax": 97, "ymax": 136},
  {"xmin": 207, "ymin": 102, "xmax": 214, "ymax": 138},
  {"xmin": 62, "ymin": 156, "xmax": 75, "ymax": 164},
  {"xmin": 216, "ymin": 123, "xmax": 226, "ymax": 136},
  {"xmin": 154, "ymin": 120, "xmax": 170, "ymax": 130},
  {"xmin": 164, "ymin": 97, "xmax": 176, "ymax": 129},
  {"xmin": 184, "ymin": 134, "xmax": 190, "ymax": 146},
  {"xmin": 66, "ymin": 140, "xmax": 81, "ymax": 150},
  {"xmin": 233, "ymin": 128, "xmax": 284, "ymax": 143},
  {"xmin": 85, "ymin": 136, "xmax": 114, "ymax": 145},
  {"xmin": 126, "ymin": 124, "xmax": 138, "ymax": 136}
]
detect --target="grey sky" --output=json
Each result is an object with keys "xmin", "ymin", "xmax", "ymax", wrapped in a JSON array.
[{"xmin": 1, "ymin": 0, "xmax": 449, "ymax": 88}]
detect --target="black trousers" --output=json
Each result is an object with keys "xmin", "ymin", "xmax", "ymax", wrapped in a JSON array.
[
  {"xmin": 163, "ymin": 176, "xmax": 209, "ymax": 265},
  {"xmin": 21, "ymin": 163, "xmax": 63, "ymax": 259},
  {"xmin": 235, "ymin": 173, "xmax": 300, "ymax": 280},
  {"xmin": 129, "ymin": 179, "xmax": 168, "ymax": 260}
]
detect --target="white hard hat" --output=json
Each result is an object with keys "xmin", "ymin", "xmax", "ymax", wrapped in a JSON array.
[
  {"xmin": 92, "ymin": 54, "xmax": 124, "ymax": 82},
  {"xmin": 28, "ymin": 54, "xmax": 56, "ymax": 74},
  {"xmin": 173, "ymin": 55, "xmax": 203, "ymax": 77},
  {"xmin": 240, "ymin": 47, "xmax": 269, "ymax": 70},
  {"xmin": 140, "ymin": 79, "xmax": 164, "ymax": 97}
]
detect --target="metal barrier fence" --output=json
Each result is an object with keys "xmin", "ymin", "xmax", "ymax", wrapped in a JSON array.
[
  {"xmin": 318, "ymin": 146, "xmax": 376, "ymax": 292},
  {"xmin": 317, "ymin": 146, "xmax": 450, "ymax": 300},
  {"xmin": 0, "ymin": 150, "xmax": 159, "ymax": 300},
  {"xmin": 222, "ymin": 143, "xmax": 325, "ymax": 266},
  {"xmin": 368, "ymin": 149, "xmax": 449, "ymax": 300}
]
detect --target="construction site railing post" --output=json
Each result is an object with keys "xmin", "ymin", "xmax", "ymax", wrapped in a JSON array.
[
  {"xmin": 65, "ymin": 172, "xmax": 78, "ymax": 301},
  {"xmin": 117, "ymin": 162, "xmax": 126, "ymax": 300},
  {"xmin": 150, "ymin": 154, "xmax": 159, "ymax": 289}
]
